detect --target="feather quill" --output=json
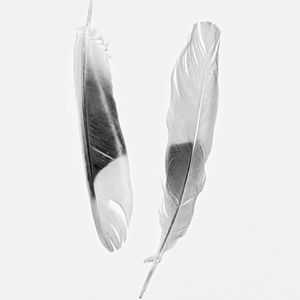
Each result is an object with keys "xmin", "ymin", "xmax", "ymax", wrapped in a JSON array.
[
  {"xmin": 74, "ymin": 0, "xmax": 133, "ymax": 252},
  {"xmin": 139, "ymin": 22, "xmax": 220, "ymax": 297}
]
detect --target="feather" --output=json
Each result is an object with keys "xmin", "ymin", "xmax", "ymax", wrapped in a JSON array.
[
  {"xmin": 139, "ymin": 22, "xmax": 220, "ymax": 297},
  {"xmin": 73, "ymin": 0, "xmax": 133, "ymax": 252}
]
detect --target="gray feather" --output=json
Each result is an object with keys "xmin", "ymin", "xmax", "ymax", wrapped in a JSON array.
[
  {"xmin": 74, "ymin": 1, "xmax": 133, "ymax": 252},
  {"xmin": 140, "ymin": 22, "xmax": 220, "ymax": 297}
]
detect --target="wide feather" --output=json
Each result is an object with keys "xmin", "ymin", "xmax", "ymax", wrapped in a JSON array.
[
  {"xmin": 74, "ymin": 1, "xmax": 133, "ymax": 252},
  {"xmin": 140, "ymin": 22, "xmax": 220, "ymax": 297}
]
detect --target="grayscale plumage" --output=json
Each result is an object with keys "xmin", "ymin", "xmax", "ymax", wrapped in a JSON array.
[
  {"xmin": 74, "ymin": 1, "xmax": 133, "ymax": 252},
  {"xmin": 140, "ymin": 22, "xmax": 220, "ymax": 297}
]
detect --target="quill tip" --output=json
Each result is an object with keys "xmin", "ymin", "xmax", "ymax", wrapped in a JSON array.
[
  {"xmin": 86, "ymin": 0, "xmax": 93, "ymax": 26},
  {"xmin": 139, "ymin": 258, "xmax": 160, "ymax": 298},
  {"xmin": 139, "ymin": 284, "xmax": 146, "ymax": 299}
]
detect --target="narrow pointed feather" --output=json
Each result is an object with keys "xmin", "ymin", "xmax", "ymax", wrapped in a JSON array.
[
  {"xmin": 74, "ymin": 1, "xmax": 133, "ymax": 252},
  {"xmin": 140, "ymin": 22, "xmax": 220, "ymax": 297}
]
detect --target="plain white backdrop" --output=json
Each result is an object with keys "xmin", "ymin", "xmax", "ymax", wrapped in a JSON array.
[{"xmin": 0, "ymin": 0, "xmax": 300, "ymax": 299}]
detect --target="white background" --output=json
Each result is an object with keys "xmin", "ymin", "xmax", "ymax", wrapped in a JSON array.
[{"xmin": 0, "ymin": 0, "xmax": 300, "ymax": 299}]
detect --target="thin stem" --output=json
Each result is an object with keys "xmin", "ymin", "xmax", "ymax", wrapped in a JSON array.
[
  {"xmin": 86, "ymin": 0, "xmax": 93, "ymax": 27},
  {"xmin": 139, "ymin": 259, "xmax": 160, "ymax": 298}
]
